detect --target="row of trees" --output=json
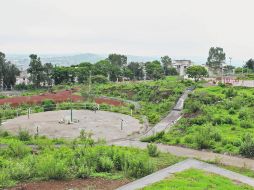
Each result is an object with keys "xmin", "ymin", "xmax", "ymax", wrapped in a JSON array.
[
  {"xmin": 27, "ymin": 54, "xmax": 178, "ymax": 86},
  {"xmin": 0, "ymin": 52, "xmax": 20, "ymax": 89}
]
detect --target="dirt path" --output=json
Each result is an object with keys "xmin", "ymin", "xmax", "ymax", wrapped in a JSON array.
[
  {"xmin": 110, "ymin": 140, "xmax": 254, "ymax": 170},
  {"xmin": 116, "ymin": 158, "xmax": 254, "ymax": 190}
]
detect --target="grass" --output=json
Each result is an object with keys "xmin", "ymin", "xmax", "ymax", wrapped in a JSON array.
[
  {"xmin": 143, "ymin": 85, "xmax": 254, "ymax": 157},
  {"xmin": 92, "ymin": 76, "xmax": 193, "ymax": 124},
  {"xmin": 0, "ymin": 132, "xmax": 182, "ymax": 188},
  {"xmin": 142, "ymin": 169, "xmax": 254, "ymax": 190}
]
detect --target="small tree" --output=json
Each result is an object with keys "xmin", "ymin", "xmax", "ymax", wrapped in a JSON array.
[{"xmin": 186, "ymin": 65, "xmax": 208, "ymax": 82}]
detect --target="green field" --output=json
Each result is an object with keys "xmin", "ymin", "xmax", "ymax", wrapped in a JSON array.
[
  {"xmin": 143, "ymin": 85, "xmax": 254, "ymax": 157},
  {"xmin": 142, "ymin": 169, "xmax": 254, "ymax": 190}
]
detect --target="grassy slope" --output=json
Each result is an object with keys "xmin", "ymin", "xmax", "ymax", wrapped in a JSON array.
[
  {"xmin": 92, "ymin": 77, "xmax": 192, "ymax": 124},
  {"xmin": 146, "ymin": 85, "xmax": 254, "ymax": 155},
  {"xmin": 142, "ymin": 169, "xmax": 254, "ymax": 190}
]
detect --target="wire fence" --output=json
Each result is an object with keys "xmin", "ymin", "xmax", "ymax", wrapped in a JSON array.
[{"xmin": 0, "ymin": 102, "xmax": 137, "ymax": 123}]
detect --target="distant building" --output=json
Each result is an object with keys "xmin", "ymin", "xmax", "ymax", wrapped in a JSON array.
[
  {"xmin": 16, "ymin": 70, "xmax": 30, "ymax": 85},
  {"xmin": 172, "ymin": 60, "xmax": 192, "ymax": 76}
]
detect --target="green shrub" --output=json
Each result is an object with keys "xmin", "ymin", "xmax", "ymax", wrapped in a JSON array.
[
  {"xmin": 18, "ymin": 130, "xmax": 31, "ymax": 141},
  {"xmin": 36, "ymin": 155, "xmax": 68, "ymax": 180},
  {"xmin": 9, "ymin": 162, "xmax": 32, "ymax": 181},
  {"xmin": 76, "ymin": 165, "xmax": 92, "ymax": 179},
  {"xmin": 224, "ymin": 88, "xmax": 237, "ymax": 98},
  {"xmin": 42, "ymin": 99, "xmax": 56, "ymax": 111},
  {"xmin": 5, "ymin": 142, "xmax": 31, "ymax": 158},
  {"xmin": 240, "ymin": 121, "xmax": 253, "ymax": 129},
  {"xmin": 147, "ymin": 143, "xmax": 160, "ymax": 157},
  {"xmin": 97, "ymin": 156, "xmax": 114, "ymax": 172},
  {"xmin": 239, "ymin": 134, "xmax": 254, "ymax": 157},
  {"xmin": 124, "ymin": 156, "xmax": 154, "ymax": 178},
  {"xmin": 0, "ymin": 172, "xmax": 14, "ymax": 188}
]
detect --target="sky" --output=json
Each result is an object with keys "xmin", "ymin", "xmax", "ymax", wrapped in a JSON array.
[{"xmin": 0, "ymin": 0, "xmax": 253, "ymax": 64}]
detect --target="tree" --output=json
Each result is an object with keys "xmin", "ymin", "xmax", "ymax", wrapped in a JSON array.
[
  {"xmin": 127, "ymin": 62, "xmax": 144, "ymax": 80},
  {"xmin": 145, "ymin": 61, "xmax": 164, "ymax": 80},
  {"xmin": 27, "ymin": 54, "xmax": 45, "ymax": 87},
  {"xmin": 244, "ymin": 59, "xmax": 254, "ymax": 71},
  {"xmin": 108, "ymin": 54, "xmax": 127, "ymax": 67},
  {"xmin": 52, "ymin": 66, "xmax": 70, "ymax": 85},
  {"xmin": 44, "ymin": 63, "xmax": 53, "ymax": 86},
  {"xmin": 0, "ymin": 52, "xmax": 20, "ymax": 89},
  {"xmin": 161, "ymin": 56, "xmax": 172, "ymax": 75},
  {"xmin": 168, "ymin": 67, "xmax": 178, "ymax": 75},
  {"xmin": 186, "ymin": 65, "xmax": 208, "ymax": 82},
  {"xmin": 75, "ymin": 62, "xmax": 92, "ymax": 83},
  {"xmin": 93, "ymin": 60, "xmax": 111, "ymax": 79},
  {"xmin": 206, "ymin": 47, "xmax": 226, "ymax": 71}
]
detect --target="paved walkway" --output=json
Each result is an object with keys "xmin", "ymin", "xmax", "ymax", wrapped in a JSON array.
[
  {"xmin": 116, "ymin": 158, "xmax": 254, "ymax": 190},
  {"xmin": 110, "ymin": 140, "xmax": 254, "ymax": 170},
  {"xmin": 142, "ymin": 89, "xmax": 192, "ymax": 137}
]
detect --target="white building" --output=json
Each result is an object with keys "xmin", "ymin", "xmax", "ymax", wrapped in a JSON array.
[
  {"xmin": 172, "ymin": 60, "xmax": 192, "ymax": 76},
  {"xmin": 16, "ymin": 70, "xmax": 30, "ymax": 85}
]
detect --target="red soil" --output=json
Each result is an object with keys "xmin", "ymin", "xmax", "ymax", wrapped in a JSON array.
[
  {"xmin": 9, "ymin": 178, "xmax": 130, "ymax": 190},
  {"xmin": 0, "ymin": 90, "xmax": 82, "ymax": 107},
  {"xmin": 0, "ymin": 91, "xmax": 124, "ymax": 107},
  {"xmin": 95, "ymin": 97, "xmax": 124, "ymax": 106}
]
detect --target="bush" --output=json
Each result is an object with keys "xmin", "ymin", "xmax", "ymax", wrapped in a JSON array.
[
  {"xmin": 239, "ymin": 111, "xmax": 248, "ymax": 120},
  {"xmin": 5, "ymin": 142, "xmax": 31, "ymax": 158},
  {"xmin": 18, "ymin": 130, "xmax": 31, "ymax": 141},
  {"xmin": 42, "ymin": 99, "xmax": 56, "ymax": 111},
  {"xmin": 240, "ymin": 120, "xmax": 253, "ymax": 129},
  {"xmin": 97, "ymin": 156, "xmax": 114, "ymax": 172},
  {"xmin": 224, "ymin": 88, "xmax": 237, "ymax": 98},
  {"xmin": 239, "ymin": 134, "xmax": 254, "ymax": 157},
  {"xmin": 36, "ymin": 155, "xmax": 68, "ymax": 180},
  {"xmin": 147, "ymin": 143, "xmax": 160, "ymax": 157}
]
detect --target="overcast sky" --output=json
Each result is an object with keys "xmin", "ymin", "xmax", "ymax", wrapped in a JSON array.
[{"xmin": 0, "ymin": 0, "xmax": 253, "ymax": 63}]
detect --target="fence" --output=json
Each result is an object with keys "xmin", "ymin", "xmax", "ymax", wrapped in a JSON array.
[{"xmin": 0, "ymin": 102, "xmax": 137, "ymax": 124}]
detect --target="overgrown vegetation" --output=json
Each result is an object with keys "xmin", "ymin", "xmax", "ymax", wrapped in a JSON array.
[
  {"xmin": 0, "ymin": 130, "xmax": 182, "ymax": 188},
  {"xmin": 144, "ymin": 85, "xmax": 254, "ymax": 157},
  {"xmin": 92, "ymin": 77, "xmax": 193, "ymax": 124}
]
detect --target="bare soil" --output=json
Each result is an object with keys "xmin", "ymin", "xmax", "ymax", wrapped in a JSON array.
[{"xmin": 8, "ymin": 178, "xmax": 130, "ymax": 190}]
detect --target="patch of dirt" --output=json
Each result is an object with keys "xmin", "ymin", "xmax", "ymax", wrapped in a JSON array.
[
  {"xmin": 183, "ymin": 111, "xmax": 201, "ymax": 119},
  {"xmin": 8, "ymin": 178, "xmax": 131, "ymax": 190},
  {"xmin": 0, "ymin": 90, "xmax": 125, "ymax": 107},
  {"xmin": 0, "ymin": 90, "xmax": 83, "ymax": 106},
  {"xmin": 94, "ymin": 97, "xmax": 125, "ymax": 106}
]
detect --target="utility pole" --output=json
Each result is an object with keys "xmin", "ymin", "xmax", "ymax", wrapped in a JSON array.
[
  {"xmin": 229, "ymin": 57, "xmax": 232, "ymax": 65},
  {"xmin": 88, "ymin": 70, "xmax": 92, "ymax": 93}
]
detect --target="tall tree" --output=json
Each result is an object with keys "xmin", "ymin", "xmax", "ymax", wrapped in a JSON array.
[
  {"xmin": 127, "ymin": 62, "xmax": 144, "ymax": 80},
  {"xmin": 44, "ymin": 63, "xmax": 53, "ymax": 86},
  {"xmin": 93, "ymin": 60, "xmax": 111, "ymax": 79},
  {"xmin": 145, "ymin": 61, "xmax": 164, "ymax": 80},
  {"xmin": 108, "ymin": 54, "xmax": 127, "ymax": 67},
  {"xmin": 206, "ymin": 47, "xmax": 226, "ymax": 70},
  {"xmin": 27, "ymin": 54, "xmax": 45, "ymax": 87},
  {"xmin": 161, "ymin": 56, "xmax": 172, "ymax": 75},
  {"xmin": 0, "ymin": 52, "xmax": 20, "ymax": 89},
  {"xmin": 244, "ymin": 59, "xmax": 254, "ymax": 71}
]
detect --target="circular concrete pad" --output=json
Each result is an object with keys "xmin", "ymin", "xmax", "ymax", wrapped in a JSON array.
[{"xmin": 1, "ymin": 110, "xmax": 142, "ymax": 141}]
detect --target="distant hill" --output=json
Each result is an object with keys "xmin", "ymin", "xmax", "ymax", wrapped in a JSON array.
[
  {"xmin": 7, "ymin": 53, "xmax": 240, "ymax": 69},
  {"xmin": 6, "ymin": 53, "xmax": 160, "ymax": 70}
]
